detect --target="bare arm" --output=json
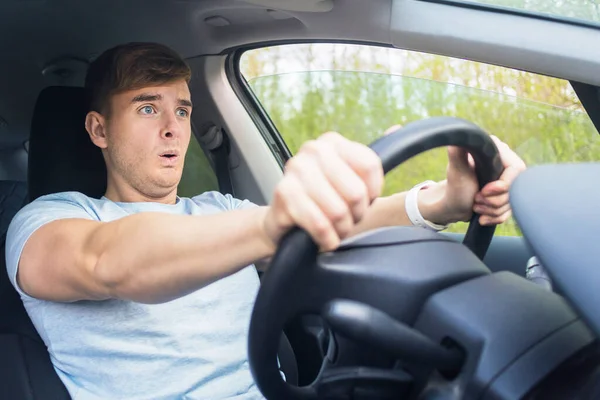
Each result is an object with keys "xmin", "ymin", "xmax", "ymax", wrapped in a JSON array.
[
  {"xmin": 19, "ymin": 126, "xmax": 522, "ymax": 305},
  {"xmin": 351, "ymin": 181, "xmax": 447, "ymax": 235},
  {"xmin": 18, "ymin": 206, "xmax": 275, "ymax": 304},
  {"xmin": 255, "ymin": 181, "xmax": 448, "ymax": 272},
  {"xmin": 18, "ymin": 178, "xmax": 447, "ymax": 304}
]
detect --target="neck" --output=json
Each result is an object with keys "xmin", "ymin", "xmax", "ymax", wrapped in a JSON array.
[{"xmin": 104, "ymin": 175, "xmax": 178, "ymax": 205}]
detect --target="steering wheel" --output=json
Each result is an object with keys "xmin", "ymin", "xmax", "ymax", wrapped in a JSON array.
[{"xmin": 249, "ymin": 117, "xmax": 504, "ymax": 399}]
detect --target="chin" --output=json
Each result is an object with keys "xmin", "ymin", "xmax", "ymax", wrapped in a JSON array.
[
  {"xmin": 154, "ymin": 180, "xmax": 180, "ymax": 191},
  {"xmin": 155, "ymin": 170, "xmax": 182, "ymax": 186},
  {"xmin": 142, "ymin": 185, "xmax": 179, "ymax": 201},
  {"xmin": 153, "ymin": 178, "xmax": 181, "ymax": 193}
]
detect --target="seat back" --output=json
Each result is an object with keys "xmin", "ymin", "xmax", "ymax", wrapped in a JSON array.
[
  {"xmin": 0, "ymin": 181, "xmax": 28, "ymax": 299},
  {"xmin": 28, "ymin": 86, "xmax": 106, "ymax": 201},
  {"xmin": 0, "ymin": 86, "xmax": 96, "ymax": 400},
  {"xmin": 0, "ymin": 180, "xmax": 71, "ymax": 400}
]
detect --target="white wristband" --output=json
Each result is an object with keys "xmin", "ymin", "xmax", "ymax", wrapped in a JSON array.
[{"xmin": 405, "ymin": 180, "xmax": 449, "ymax": 232}]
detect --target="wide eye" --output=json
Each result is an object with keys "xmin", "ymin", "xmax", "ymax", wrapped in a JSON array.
[
  {"xmin": 176, "ymin": 108, "xmax": 189, "ymax": 118},
  {"xmin": 140, "ymin": 105, "xmax": 155, "ymax": 115}
]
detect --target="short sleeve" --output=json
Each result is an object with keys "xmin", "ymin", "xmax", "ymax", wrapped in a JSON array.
[
  {"xmin": 223, "ymin": 193, "xmax": 259, "ymax": 211},
  {"xmin": 191, "ymin": 191, "xmax": 259, "ymax": 212},
  {"xmin": 5, "ymin": 193, "xmax": 95, "ymax": 298}
]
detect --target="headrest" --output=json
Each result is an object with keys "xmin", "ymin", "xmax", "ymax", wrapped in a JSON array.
[{"xmin": 28, "ymin": 86, "xmax": 107, "ymax": 201}]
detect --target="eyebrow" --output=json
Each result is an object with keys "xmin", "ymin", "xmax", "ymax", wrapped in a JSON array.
[
  {"xmin": 131, "ymin": 93, "xmax": 162, "ymax": 103},
  {"xmin": 131, "ymin": 93, "xmax": 193, "ymax": 108},
  {"xmin": 178, "ymin": 98, "xmax": 193, "ymax": 108}
]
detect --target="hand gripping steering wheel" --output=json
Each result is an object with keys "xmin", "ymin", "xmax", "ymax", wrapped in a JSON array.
[{"xmin": 249, "ymin": 117, "xmax": 504, "ymax": 400}]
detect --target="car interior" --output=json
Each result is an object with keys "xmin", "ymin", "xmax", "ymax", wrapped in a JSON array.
[{"xmin": 0, "ymin": 0, "xmax": 600, "ymax": 399}]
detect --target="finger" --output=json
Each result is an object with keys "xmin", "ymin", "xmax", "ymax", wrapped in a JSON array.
[
  {"xmin": 480, "ymin": 209, "xmax": 512, "ymax": 226},
  {"xmin": 473, "ymin": 202, "xmax": 511, "ymax": 218},
  {"xmin": 275, "ymin": 174, "xmax": 340, "ymax": 251},
  {"xmin": 479, "ymin": 180, "xmax": 509, "ymax": 197},
  {"xmin": 490, "ymin": 135, "xmax": 526, "ymax": 184},
  {"xmin": 289, "ymin": 154, "xmax": 356, "ymax": 239},
  {"xmin": 314, "ymin": 150, "xmax": 370, "ymax": 224},
  {"xmin": 297, "ymin": 139, "xmax": 371, "ymax": 222},
  {"xmin": 467, "ymin": 153, "xmax": 475, "ymax": 169},
  {"xmin": 475, "ymin": 192, "xmax": 509, "ymax": 208},
  {"xmin": 499, "ymin": 164, "xmax": 525, "ymax": 188},
  {"xmin": 317, "ymin": 133, "xmax": 384, "ymax": 201},
  {"xmin": 383, "ymin": 124, "xmax": 403, "ymax": 136},
  {"xmin": 447, "ymin": 146, "xmax": 474, "ymax": 174}
]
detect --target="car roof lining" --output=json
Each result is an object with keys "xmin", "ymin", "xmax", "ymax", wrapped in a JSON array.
[
  {"xmin": 390, "ymin": 1, "xmax": 600, "ymax": 88},
  {"xmin": 0, "ymin": 0, "xmax": 392, "ymax": 151},
  {"xmin": 0, "ymin": 0, "xmax": 598, "ymax": 173}
]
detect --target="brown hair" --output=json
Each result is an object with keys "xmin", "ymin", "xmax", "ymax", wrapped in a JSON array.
[{"xmin": 84, "ymin": 42, "xmax": 192, "ymax": 115}]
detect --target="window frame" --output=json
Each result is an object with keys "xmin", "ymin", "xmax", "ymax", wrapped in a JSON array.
[
  {"xmin": 227, "ymin": 48, "xmax": 293, "ymax": 169},
  {"xmin": 571, "ymin": 81, "xmax": 600, "ymax": 135}
]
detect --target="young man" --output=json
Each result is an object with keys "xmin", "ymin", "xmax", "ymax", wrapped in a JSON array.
[{"xmin": 6, "ymin": 43, "xmax": 525, "ymax": 399}]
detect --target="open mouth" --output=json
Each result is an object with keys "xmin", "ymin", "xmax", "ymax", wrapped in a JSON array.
[{"xmin": 159, "ymin": 151, "xmax": 179, "ymax": 159}]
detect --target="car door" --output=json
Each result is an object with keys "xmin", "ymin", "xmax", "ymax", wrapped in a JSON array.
[{"xmin": 229, "ymin": 42, "xmax": 600, "ymax": 383}]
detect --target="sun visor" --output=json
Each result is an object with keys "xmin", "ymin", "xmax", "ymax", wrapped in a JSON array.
[{"xmin": 241, "ymin": 0, "xmax": 333, "ymax": 12}]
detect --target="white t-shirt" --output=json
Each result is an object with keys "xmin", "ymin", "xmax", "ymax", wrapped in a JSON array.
[{"xmin": 6, "ymin": 190, "xmax": 266, "ymax": 400}]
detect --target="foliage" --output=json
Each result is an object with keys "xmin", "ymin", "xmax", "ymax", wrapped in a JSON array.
[{"xmin": 239, "ymin": 44, "xmax": 599, "ymax": 236}]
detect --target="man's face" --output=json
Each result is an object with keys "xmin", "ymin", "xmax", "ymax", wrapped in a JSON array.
[{"xmin": 92, "ymin": 80, "xmax": 193, "ymax": 199}]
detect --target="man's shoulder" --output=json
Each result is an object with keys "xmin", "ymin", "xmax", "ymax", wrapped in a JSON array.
[
  {"xmin": 11, "ymin": 191, "xmax": 99, "ymax": 227},
  {"xmin": 25, "ymin": 191, "xmax": 99, "ymax": 211},
  {"xmin": 32, "ymin": 190, "xmax": 95, "ymax": 203},
  {"xmin": 188, "ymin": 190, "xmax": 229, "ymax": 205}
]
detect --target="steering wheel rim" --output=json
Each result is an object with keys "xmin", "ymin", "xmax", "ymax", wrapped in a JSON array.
[
  {"xmin": 370, "ymin": 117, "xmax": 503, "ymax": 260},
  {"xmin": 249, "ymin": 116, "xmax": 504, "ymax": 400}
]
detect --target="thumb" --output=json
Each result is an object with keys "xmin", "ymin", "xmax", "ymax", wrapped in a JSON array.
[
  {"xmin": 447, "ymin": 146, "xmax": 473, "ymax": 174},
  {"xmin": 383, "ymin": 124, "xmax": 403, "ymax": 136}
]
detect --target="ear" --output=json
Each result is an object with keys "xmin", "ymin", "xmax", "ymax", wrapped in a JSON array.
[{"xmin": 85, "ymin": 111, "xmax": 108, "ymax": 149}]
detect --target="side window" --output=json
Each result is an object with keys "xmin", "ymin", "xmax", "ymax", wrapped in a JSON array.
[
  {"xmin": 239, "ymin": 44, "xmax": 599, "ymax": 236},
  {"xmin": 178, "ymin": 135, "xmax": 219, "ymax": 198}
]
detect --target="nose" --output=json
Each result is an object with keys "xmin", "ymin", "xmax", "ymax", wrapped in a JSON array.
[{"xmin": 160, "ymin": 112, "xmax": 182, "ymax": 140}]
